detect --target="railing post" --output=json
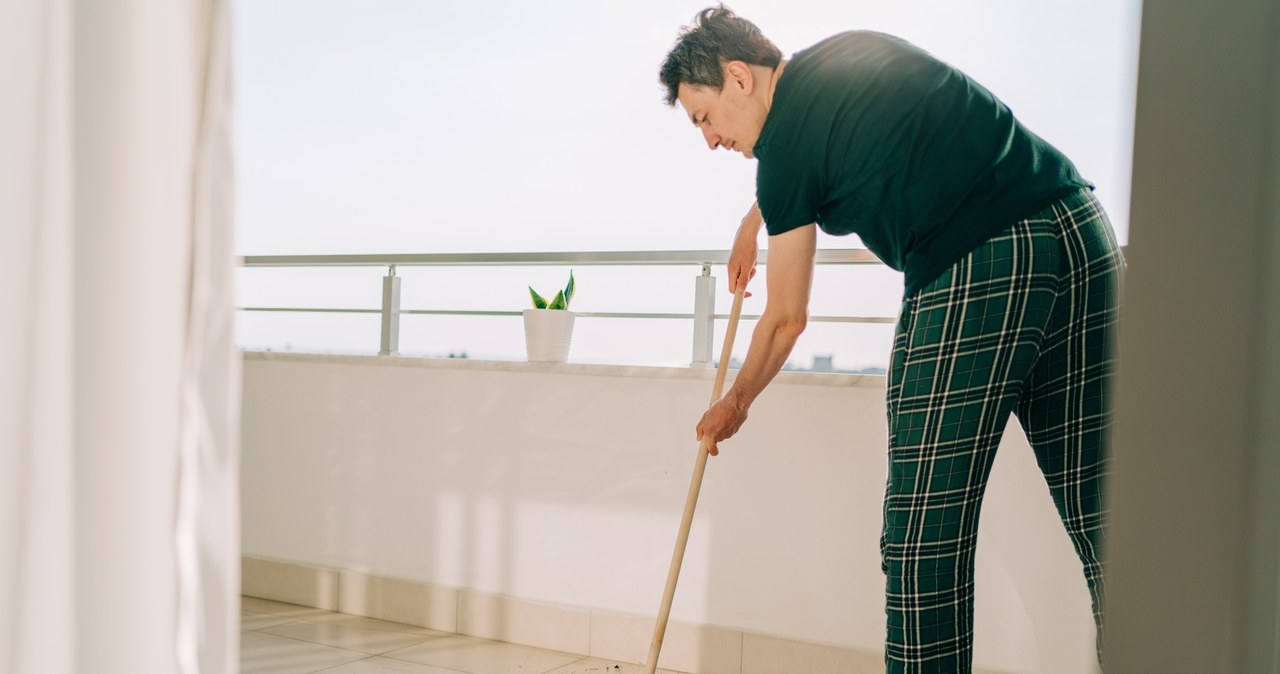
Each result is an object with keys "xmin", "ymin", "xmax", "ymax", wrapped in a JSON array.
[
  {"xmin": 380, "ymin": 265, "xmax": 401, "ymax": 356},
  {"xmin": 691, "ymin": 263, "xmax": 715, "ymax": 368}
]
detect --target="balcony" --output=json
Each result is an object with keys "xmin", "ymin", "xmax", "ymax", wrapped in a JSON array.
[{"xmin": 238, "ymin": 251, "xmax": 1099, "ymax": 674}]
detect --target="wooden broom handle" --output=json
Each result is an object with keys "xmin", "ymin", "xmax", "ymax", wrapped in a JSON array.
[{"xmin": 645, "ymin": 288, "xmax": 746, "ymax": 674}]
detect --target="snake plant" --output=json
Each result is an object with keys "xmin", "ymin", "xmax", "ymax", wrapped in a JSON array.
[{"xmin": 528, "ymin": 271, "xmax": 575, "ymax": 310}]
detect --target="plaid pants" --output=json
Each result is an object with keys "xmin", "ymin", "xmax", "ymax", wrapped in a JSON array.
[{"xmin": 883, "ymin": 189, "xmax": 1122, "ymax": 673}]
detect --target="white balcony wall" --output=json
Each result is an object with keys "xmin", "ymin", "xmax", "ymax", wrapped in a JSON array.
[{"xmin": 242, "ymin": 351, "xmax": 1097, "ymax": 673}]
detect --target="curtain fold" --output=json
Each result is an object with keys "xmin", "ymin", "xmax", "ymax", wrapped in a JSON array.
[
  {"xmin": 0, "ymin": 1, "xmax": 75, "ymax": 673},
  {"xmin": 177, "ymin": 2, "xmax": 240, "ymax": 672},
  {"xmin": 2, "ymin": 1, "xmax": 238, "ymax": 672}
]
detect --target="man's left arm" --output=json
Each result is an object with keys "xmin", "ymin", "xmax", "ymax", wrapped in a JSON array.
[{"xmin": 695, "ymin": 223, "xmax": 816, "ymax": 455}]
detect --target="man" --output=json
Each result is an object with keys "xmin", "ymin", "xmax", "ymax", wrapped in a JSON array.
[{"xmin": 660, "ymin": 6, "xmax": 1122, "ymax": 673}]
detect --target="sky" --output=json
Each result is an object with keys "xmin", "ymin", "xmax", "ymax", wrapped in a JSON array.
[{"xmin": 233, "ymin": 0, "xmax": 1143, "ymax": 368}]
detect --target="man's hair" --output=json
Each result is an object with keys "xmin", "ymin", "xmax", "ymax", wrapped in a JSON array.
[{"xmin": 659, "ymin": 5, "xmax": 782, "ymax": 107}]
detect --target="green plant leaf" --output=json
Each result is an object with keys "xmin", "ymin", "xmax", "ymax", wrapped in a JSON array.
[
  {"xmin": 547, "ymin": 289, "xmax": 567, "ymax": 310},
  {"xmin": 564, "ymin": 270, "xmax": 575, "ymax": 309},
  {"xmin": 529, "ymin": 286, "xmax": 548, "ymax": 309}
]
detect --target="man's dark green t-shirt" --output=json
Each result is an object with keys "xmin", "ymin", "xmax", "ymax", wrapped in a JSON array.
[{"xmin": 753, "ymin": 31, "xmax": 1091, "ymax": 295}]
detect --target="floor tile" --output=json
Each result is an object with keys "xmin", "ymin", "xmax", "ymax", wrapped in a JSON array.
[
  {"xmin": 260, "ymin": 618, "xmax": 440, "ymax": 655},
  {"xmin": 241, "ymin": 611, "xmax": 300, "ymax": 632},
  {"xmin": 239, "ymin": 630, "xmax": 369, "ymax": 674},
  {"xmin": 542, "ymin": 657, "xmax": 687, "ymax": 674},
  {"xmin": 383, "ymin": 634, "xmax": 582, "ymax": 674},
  {"xmin": 320, "ymin": 656, "xmax": 474, "ymax": 673},
  {"xmin": 238, "ymin": 599, "xmax": 673, "ymax": 674}
]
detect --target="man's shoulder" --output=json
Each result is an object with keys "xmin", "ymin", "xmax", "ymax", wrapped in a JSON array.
[{"xmin": 797, "ymin": 30, "xmax": 910, "ymax": 61}]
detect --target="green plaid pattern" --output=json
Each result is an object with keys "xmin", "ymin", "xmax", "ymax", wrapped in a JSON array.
[{"xmin": 882, "ymin": 189, "xmax": 1122, "ymax": 673}]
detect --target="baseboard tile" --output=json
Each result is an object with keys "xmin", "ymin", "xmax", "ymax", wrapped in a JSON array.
[
  {"xmin": 338, "ymin": 569, "xmax": 458, "ymax": 633},
  {"xmin": 742, "ymin": 632, "xmax": 881, "ymax": 674},
  {"xmin": 458, "ymin": 589, "xmax": 590, "ymax": 655},
  {"xmin": 241, "ymin": 556, "xmax": 339, "ymax": 610}
]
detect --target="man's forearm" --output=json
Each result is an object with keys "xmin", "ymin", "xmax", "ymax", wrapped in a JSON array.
[
  {"xmin": 724, "ymin": 312, "xmax": 804, "ymax": 409},
  {"xmin": 740, "ymin": 202, "xmax": 764, "ymax": 234}
]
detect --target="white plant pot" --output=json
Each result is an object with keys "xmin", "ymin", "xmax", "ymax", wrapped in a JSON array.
[{"xmin": 523, "ymin": 309, "xmax": 576, "ymax": 362}]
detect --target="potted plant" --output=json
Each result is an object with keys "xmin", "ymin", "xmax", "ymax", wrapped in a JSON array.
[{"xmin": 524, "ymin": 271, "xmax": 576, "ymax": 362}]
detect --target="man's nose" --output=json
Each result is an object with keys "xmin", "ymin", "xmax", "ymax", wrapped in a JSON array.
[{"xmin": 701, "ymin": 127, "xmax": 721, "ymax": 150}]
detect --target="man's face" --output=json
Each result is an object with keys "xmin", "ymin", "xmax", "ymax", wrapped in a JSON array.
[{"xmin": 676, "ymin": 72, "xmax": 766, "ymax": 159}]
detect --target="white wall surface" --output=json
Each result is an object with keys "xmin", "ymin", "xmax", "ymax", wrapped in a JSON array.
[{"xmin": 242, "ymin": 352, "xmax": 1098, "ymax": 673}]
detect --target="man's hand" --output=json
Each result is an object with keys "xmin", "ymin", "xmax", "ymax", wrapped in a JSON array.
[
  {"xmin": 729, "ymin": 203, "xmax": 763, "ymax": 297},
  {"xmin": 695, "ymin": 391, "xmax": 749, "ymax": 457}
]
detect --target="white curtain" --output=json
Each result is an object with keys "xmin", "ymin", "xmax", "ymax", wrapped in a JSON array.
[{"xmin": 1, "ymin": 1, "xmax": 239, "ymax": 673}]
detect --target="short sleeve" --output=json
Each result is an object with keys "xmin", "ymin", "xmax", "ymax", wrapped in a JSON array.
[{"xmin": 756, "ymin": 149, "xmax": 823, "ymax": 236}]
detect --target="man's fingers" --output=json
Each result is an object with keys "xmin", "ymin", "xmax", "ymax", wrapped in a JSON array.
[
  {"xmin": 730, "ymin": 268, "xmax": 755, "ymax": 296},
  {"xmin": 698, "ymin": 429, "xmax": 719, "ymax": 456}
]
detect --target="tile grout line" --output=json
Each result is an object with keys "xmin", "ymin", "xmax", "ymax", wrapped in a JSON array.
[
  {"xmin": 242, "ymin": 628, "xmax": 363, "ymax": 652},
  {"xmin": 242, "ymin": 628, "xmax": 374, "ymax": 665},
  {"xmin": 250, "ymin": 626, "xmax": 480, "ymax": 674},
  {"xmin": 302, "ymin": 652, "xmax": 381, "ymax": 674},
  {"xmin": 358, "ymin": 645, "xmax": 496, "ymax": 674},
  {"xmin": 243, "ymin": 613, "xmax": 442, "ymax": 659}
]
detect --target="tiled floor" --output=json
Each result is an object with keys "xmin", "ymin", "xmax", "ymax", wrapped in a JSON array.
[{"xmin": 240, "ymin": 597, "xmax": 686, "ymax": 674}]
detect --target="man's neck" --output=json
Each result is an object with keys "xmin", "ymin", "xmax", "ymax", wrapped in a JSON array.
[{"xmin": 766, "ymin": 59, "xmax": 789, "ymax": 112}]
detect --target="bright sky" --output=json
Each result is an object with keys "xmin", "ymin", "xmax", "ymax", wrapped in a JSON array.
[{"xmin": 233, "ymin": 0, "xmax": 1142, "ymax": 367}]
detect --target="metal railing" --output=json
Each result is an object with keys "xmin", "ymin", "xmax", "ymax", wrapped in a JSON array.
[{"xmin": 238, "ymin": 249, "xmax": 894, "ymax": 367}]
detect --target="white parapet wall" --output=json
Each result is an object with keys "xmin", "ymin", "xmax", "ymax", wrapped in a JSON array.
[{"xmin": 241, "ymin": 351, "xmax": 1098, "ymax": 674}]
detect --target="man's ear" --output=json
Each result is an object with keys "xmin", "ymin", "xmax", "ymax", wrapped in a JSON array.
[{"xmin": 724, "ymin": 60, "xmax": 755, "ymax": 94}]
